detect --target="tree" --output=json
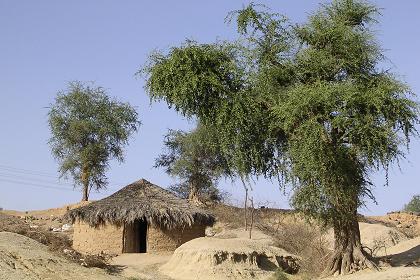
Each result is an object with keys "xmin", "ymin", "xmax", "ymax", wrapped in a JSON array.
[
  {"xmin": 48, "ymin": 81, "xmax": 140, "ymax": 201},
  {"xmin": 403, "ymin": 195, "xmax": 420, "ymax": 213},
  {"xmin": 142, "ymin": 0, "xmax": 418, "ymax": 275},
  {"xmin": 155, "ymin": 124, "xmax": 228, "ymax": 203}
]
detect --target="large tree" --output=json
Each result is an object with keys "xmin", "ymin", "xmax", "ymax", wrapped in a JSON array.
[
  {"xmin": 48, "ymin": 81, "xmax": 140, "ymax": 201},
  {"xmin": 155, "ymin": 124, "xmax": 228, "ymax": 203},
  {"xmin": 142, "ymin": 0, "xmax": 418, "ymax": 275}
]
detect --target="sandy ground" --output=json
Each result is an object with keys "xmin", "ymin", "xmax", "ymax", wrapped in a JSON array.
[
  {"xmin": 0, "ymin": 232, "xmax": 124, "ymax": 280},
  {"xmin": 109, "ymin": 229, "xmax": 281, "ymax": 280},
  {"xmin": 108, "ymin": 227, "xmax": 419, "ymax": 280},
  {"xmin": 111, "ymin": 253, "xmax": 173, "ymax": 280},
  {"xmin": 323, "ymin": 236, "xmax": 420, "ymax": 280},
  {"xmin": 109, "ymin": 229, "xmax": 298, "ymax": 280},
  {"xmin": 1, "ymin": 205, "xmax": 418, "ymax": 280},
  {"xmin": 384, "ymin": 236, "xmax": 420, "ymax": 267},
  {"xmin": 325, "ymin": 267, "xmax": 420, "ymax": 280}
]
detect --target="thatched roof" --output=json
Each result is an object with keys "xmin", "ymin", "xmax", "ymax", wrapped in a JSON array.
[{"xmin": 65, "ymin": 179, "xmax": 215, "ymax": 229}]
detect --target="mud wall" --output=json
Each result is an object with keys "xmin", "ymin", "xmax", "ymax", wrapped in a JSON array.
[
  {"xmin": 148, "ymin": 224, "xmax": 206, "ymax": 252},
  {"xmin": 72, "ymin": 220, "xmax": 206, "ymax": 254},
  {"xmin": 72, "ymin": 220, "xmax": 123, "ymax": 255}
]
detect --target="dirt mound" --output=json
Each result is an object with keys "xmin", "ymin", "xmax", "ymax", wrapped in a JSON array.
[
  {"xmin": 0, "ymin": 212, "xmax": 113, "ymax": 273},
  {"xmin": 368, "ymin": 212, "xmax": 420, "ymax": 238},
  {"xmin": 160, "ymin": 235, "xmax": 299, "ymax": 280},
  {"xmin": 0, "ymin": 212, "xmax": 27, "ymax": 232},
  {"xmin": 2, "ymin": 202, "xmax": 91, "ymax": 236},
  {"xmin": 0, "ymin": 212, "xmax": 72, "ymax": 253},
  {"xmin": 0, "ymin": 232, "xmax": 122, "ymax": 280}
]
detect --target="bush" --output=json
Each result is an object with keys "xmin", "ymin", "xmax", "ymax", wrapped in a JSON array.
[
  {"xmin": 263, "ymin": 218, "xmax": 331, "ymax": 278},
  {"xmin": 404, "ymin": 195, "xmax": 420, "ymax": 213},
  {"xmin": 269, "ymin": 269, "xmax": 289, "ymax": 280}
]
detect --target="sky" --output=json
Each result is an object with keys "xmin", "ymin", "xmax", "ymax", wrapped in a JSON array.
[{"xmin": 0, "ymin": 1, "xmax": 419, "ymax": 215}]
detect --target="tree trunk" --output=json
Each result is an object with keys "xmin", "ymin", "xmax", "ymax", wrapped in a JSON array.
[
  {"xmin": 322, "ymin": 211, "xmax": 378, "ymax": 276},
  {"xmin": 188, "ymin": 181, "xmax": 200, "ymax": 203},
  {"xmin": 244, "ymin": 187, "xmax": 248, "ymax": 231},
  {"xmin": 248, "ymin": 197, "xmax": 254, "ymax": 239},
  {"xmin": 82, "ymin": 185, "xmax": 89, "ymax": 202},
  {"xmin": 80, "ymin": 166, "xmax": 90, "ymax": 202}
]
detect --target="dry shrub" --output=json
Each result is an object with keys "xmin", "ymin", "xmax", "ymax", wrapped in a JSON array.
[
  {"xmin": 262, "ymin": 219, "xmax": 331, "ymax": 277},
  {"xmin": 210, "ymin": 204, "xmax": 295, "ymax": 229},
  {"xmin": 363, "ymin": 236, "xmax": 388, "ymax": 258},
  {"xmin": 209, "ymin": 206, "xmax": 331, "ymax": 277},
  {"xmin": 63, "ymin": 249, "xmax": 114, "ymax": 272},
  {"xmin": 209, "ymin": 204, "xmax": 245, "ymax": 229}
]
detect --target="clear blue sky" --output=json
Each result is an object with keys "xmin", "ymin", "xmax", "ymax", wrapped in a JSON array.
[{"xmin": 0, "ymin": 1, "xmax": 418, "ymax": 214}]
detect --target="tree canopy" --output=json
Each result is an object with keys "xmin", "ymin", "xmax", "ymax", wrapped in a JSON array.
[
  {"xmin": 155, "ymin": 124, "xmax": 229, "ymax": 203},
  {"xmin": 403, "ymin": 194, "xmax": 420, "ymax": 213},
  {"xmin": 48, "ymin": 81, "xmax": 140, "ymax": 201},
  {"xmin": 142, "ymin": 0, "xmax": 418, "ymax": 275}
]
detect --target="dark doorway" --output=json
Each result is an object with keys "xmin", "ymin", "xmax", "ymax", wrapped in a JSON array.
[{"xmin": 123, "ymin": 219, "xmax": 148, "ymax": 253}]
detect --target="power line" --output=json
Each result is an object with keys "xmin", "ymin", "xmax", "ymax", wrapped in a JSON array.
[
  {"xmin": 0, "ymin": 178, "xmax": 76, "ymax": 192},
  {"xmin": 0, "ymin": 178, "xmax": 117, "ymax": 194},
  {"xmin": 0, "ymin": 172, "xmax": 75, "ymax": 187},
  {"xmin": 0, "ymin": 165, "xmax": 122, "ymax": 193},
  {"xmin": 0, "ymin": 164, "xmax": 126, "ymax": 188},
  {"xmin": 0, "ymin": 165, "xmax": 58, "ymax": 178}
]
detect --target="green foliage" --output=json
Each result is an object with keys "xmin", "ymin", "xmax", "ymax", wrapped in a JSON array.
[
  {"xmin": 403, "ymin": 195, "xmax": 420, "ymax": 213},
  {"xmin": 269, "ymin": 269, "xmax": 289, "ymax": 280},
  {"xmin": 142, "ymin": 0, "xmax": 418, "ymax": 227},
  {"xmin": 142, "ymin": 42, "xmax": 242, "ymax": 120},
  {"xmin": 155, "ymin": 124, "xmax": 229, "ymax": 202},
  {"xmin": 48, "ymin": 81, "xmax": 140, "ymax": 200},
  {"xmin": 227, "ymin": 2, "xmax": 291, "ymax": 65}
]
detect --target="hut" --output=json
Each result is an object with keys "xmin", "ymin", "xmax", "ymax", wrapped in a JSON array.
[{"xmin": 65, "ymin": 179, "xmax": 214, "ymax": 255}]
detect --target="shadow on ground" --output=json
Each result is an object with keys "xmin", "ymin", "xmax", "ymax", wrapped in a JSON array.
[
  {"xmin": 388, "ymin": 245, "xmax": 420, "ymax": 267},
  {"xmin": 106, "ymin": 264, "xmax": 126, "ymax": 275}
]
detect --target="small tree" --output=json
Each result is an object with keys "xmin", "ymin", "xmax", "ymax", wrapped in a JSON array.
[
  {"xmin": 48, "ymin": 81, "xmax": 140, "ymax": 201},
  {"xmin": 155, "ymin": 124, "xmax": 228, "ymax": 203},
  {"xmin": 404, "ymin": 195, "xmax": 420, "ymax": 213}
]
